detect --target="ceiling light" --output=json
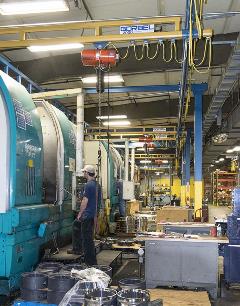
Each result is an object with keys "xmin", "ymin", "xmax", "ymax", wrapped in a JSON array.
[
  {"xmin": 137, "ymin": 147, "xmax": 154, "ymax": 151},
  {"xmin": 102, "ymin": 120, "xmax": 131, "ymax": 127},
  {"xmin": 155, "ymin": 172, "xmax": 160, "ymax": 175},
  {"xmin": 219, "ymin": 158, "xmax": 224, "ymax": 161},
  {"xmin": 215, "ymin": 160, "xmax": 219, "ymax": 164},
  {"xmin": 96, "ymin": 115, "xmax": 127, "ymax": 120},
  {"xmin": 140, "ymin": 160, "xmax": 151, "ymax": 164},
  {"xmin": 82, "ymin": 75, "xmax": 124, "ymax": 84},
  {"xmin": 162, "ymin": 160, "xmax": 169, "ymax": 164},
  {"xmin": 210, "ymin": 164, "xmax": 214, "ymax": 167},
  {"xmin": 0, "ymin": 1, "xmax": 69, "ymax": 15},
  {"xmin": 226, "ymin": 149, "xmax": 234, "ymax": 153},
  {"xmin": 28, "ymin": 43, "xmax": 84, "ymax": 52},
  {"xmin": 233, "ymin": 146, "xmax": 240, "ymax": 152}
]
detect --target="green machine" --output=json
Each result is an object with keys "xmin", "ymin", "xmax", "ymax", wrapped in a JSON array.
[{"xmin": 0, "ymin": 71, "xmax": 76, "ymax": 295}]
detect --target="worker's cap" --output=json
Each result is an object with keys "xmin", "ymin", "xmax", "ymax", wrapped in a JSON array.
[{"xmin": 81, "ymin": 164, "xmax": 96, "ymax": 175}]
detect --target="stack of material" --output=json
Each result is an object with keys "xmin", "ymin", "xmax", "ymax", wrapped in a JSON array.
[
  {"xmin": 116, "ymin": 217, "xmax": 138, "ymax": 234},
  {"xmin": 135, "ymin": 212, "xmax": 157, "ymax": 232},
  {"xmin": 156, "ymin": 207, "xmax": 194, "ymax": 224},
  {"xmin": 126, "ymin": 200, "xmax": 141, "ymax": 216},
  {"xmin": 47, "ymin": 274, "xmax": 75, "ymax": 304}
]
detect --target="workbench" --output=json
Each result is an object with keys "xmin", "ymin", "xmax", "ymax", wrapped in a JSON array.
[
  {"xmin": 97, "ymin": 250, "xmax": 122, "ymax": 266},
  {"xmin": 143, "ymin": 236, "xmax": 228, "ymax": 300},
  {"xmin": 157, "ymin": 222, "xmax": 215, "ymax": 235}
]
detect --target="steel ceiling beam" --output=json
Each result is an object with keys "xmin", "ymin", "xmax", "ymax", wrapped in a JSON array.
[
  {"xmin": 85, "ymin": 85, "xmax": 180, "ymax": 94},
  {"xmin": 0, "ymin": 15, "xmax": 212, "ymax": 49}
]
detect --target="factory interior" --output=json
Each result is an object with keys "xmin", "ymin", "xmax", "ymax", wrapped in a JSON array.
[{"xmin": 1, "ymin": 0, "xmax": 240, "ymax": 305}]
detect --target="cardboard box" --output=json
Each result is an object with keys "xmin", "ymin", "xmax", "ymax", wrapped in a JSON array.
[
  {"xmin": 156, "ymin": 207, "xmax": 194, "ymax": 223},
  {"xmin": 126, "ymin": 200, "xmax": 140, "ymax": 216}
]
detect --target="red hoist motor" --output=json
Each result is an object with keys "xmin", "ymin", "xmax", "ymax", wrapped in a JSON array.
[{"xmin": 81, "ymin": 49, "xmax": 119, "ymax": 93}]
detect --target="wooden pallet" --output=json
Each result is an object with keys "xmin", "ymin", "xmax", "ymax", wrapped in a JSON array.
[{"xmin": 149, "ymin": 288, "xmax": 211, "ymax": 306}]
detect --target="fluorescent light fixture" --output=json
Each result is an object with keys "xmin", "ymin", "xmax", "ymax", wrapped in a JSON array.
[
  {"xmin": 96, "ymin": 115, "xmax": 127, "ymax": 120},
  {"xmin": 219, "ymin": 158, "xmax": 224, "ymax": 161},
  {"xmin": 0, "ymin": 0, "xmax": 69, "ymax": 15},
  {"xmin": 82, "ymin": 75, "xmax": 124, "ymax": 84},
  {"xmin": 140, "ymin": 160, "xmax": 151, "ymax": 164},
  {"xmin": 28, "ymin": 43, "xmax": 84, "ymax": 52},
  {"xmin": 215, "ymin": 160, "xmax": 219, "ymax": 164},
  {"xmin": 233, "ymin": 146, "xmax": 240, "ymax": 152},
  {"xmin": 162, "ymin": 160, "xmax": 169, "ymax": 164},
  {"xmin": 102, "ymin": 120, "xmax": 130, "ymax": 127},
  {"xmin": 140, "ymin": 166, "xmax": 149, "ymax": 169},
  {"xmin": 137, "ymin": 147, "xmax": 154, "ymax": 151},
  {"xmin": 226, "ymin": 149, "xmax": 234, "ymax": 153}
]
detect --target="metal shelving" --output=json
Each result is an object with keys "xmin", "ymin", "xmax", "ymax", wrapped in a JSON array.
[{"xmin": 212, "ymin": 170, "xmax": 237, "ymax": 206}]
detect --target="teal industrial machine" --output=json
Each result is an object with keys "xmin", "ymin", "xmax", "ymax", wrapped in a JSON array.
[
  {"xmin": 84, "ymin": 141, "xmax": 125, "ymax": 219},
  {"xmin": 0, "ymin": 71, "xmax": 76, "ymax": 295}
]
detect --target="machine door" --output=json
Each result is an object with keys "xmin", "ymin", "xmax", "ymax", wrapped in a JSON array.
[
  {"xmin": 35, "ymin": 100, "xmax": 64, "ymax": 204},
  {"xmin": 0, "ymin": 88, "xmax": 10, "ymax": 213}
]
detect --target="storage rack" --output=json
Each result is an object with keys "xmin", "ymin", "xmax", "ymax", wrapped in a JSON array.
[{"xmin": 212, "ymin": 170, "xmax": 237, "ymax": 206}]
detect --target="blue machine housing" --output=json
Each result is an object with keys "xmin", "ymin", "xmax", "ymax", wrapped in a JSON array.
[
  {"xmin": 224, "ymin": 188, "xmax": 240, "ymax": 285},
  {"xmin": 0, "ymin": 71, "xmax": 75, "ymax": 295}
]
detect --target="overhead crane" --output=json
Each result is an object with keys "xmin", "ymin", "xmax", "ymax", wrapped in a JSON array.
[
  {"xmin": 0, "ymin": 16, "xmax": 212, "ymax": 48},
  {"xmin": 0, "ymin": 2, "xmax": 212, "ymax": 216}
]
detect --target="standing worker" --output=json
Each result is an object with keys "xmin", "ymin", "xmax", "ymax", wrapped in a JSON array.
[{"xmin": 68, "ymin": 165, "xmax": 101, "ymax": 266}]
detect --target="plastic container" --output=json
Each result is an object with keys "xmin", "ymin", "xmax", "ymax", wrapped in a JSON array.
[{"xmin": 210, "ymin": 226, "xmax": 217, "ymax": 237}]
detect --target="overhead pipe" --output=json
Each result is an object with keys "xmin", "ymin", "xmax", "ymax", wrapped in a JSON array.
[
  {"xmin": 72, "ymin": 92, "xmax": 84, "ymax": 210},
  {"xmin": 125, "ymin": 140, "xmax": 129, "ymax": 181},
  {"xmin": 76, "ymin": 92, "xmax": 84, "ymax": 175},
  {"xmin": 131, "ymin": 148, "xmax": 135, "ymax": 181}
]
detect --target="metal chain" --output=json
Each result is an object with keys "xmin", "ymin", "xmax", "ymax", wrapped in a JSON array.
[{"xmin": 98, "ymin": 89, "xmax": 102, "ymax": 174}]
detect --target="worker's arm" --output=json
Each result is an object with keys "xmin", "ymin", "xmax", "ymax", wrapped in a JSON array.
[{"xmin": 77, "ymin": 196, "xmax": 88, "ymax": 220}]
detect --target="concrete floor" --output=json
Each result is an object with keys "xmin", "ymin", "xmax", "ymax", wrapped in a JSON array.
[{"xmin": 2, "ymin": 205, "xmax": 240, "ymax": 305}]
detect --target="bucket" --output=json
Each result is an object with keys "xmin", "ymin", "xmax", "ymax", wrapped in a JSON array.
[
  {"xmin": 118, "ymin": 278, "xmax": 146, "ymax": 290},
  {"xmin": 84, "ymin": 288, "xmax": 117, "ymax": 305},
  {"xmin": 117, "ymin": 289, "xmax": 150, "ymax": 306}
]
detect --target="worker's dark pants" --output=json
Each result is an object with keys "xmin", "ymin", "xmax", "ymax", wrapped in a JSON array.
[{"xmin": 72, "ymin": 218, "xmax": 97, "ymax": 266}]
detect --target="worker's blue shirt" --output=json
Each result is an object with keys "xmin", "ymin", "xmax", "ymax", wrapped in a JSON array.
[{"xmin": 82, "ymin": 180, "xmax": 101, "ymax": 219}]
